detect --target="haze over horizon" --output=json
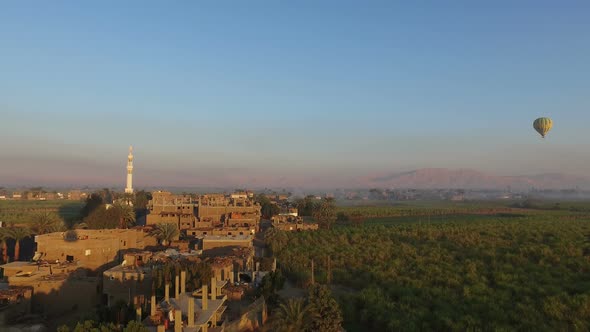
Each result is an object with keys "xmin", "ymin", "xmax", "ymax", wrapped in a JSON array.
[{"xmin": 1, "ymin": 2, "xmax": 589, "ymax": 188}]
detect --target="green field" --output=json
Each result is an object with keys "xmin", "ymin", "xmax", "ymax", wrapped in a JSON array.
[
  {"xmin": 336, "ymin": 199, "xmax": 590, "ymax": 220},
  {"xmin": 0, "ymin": 200, "xmax": 84, "ymax": 225},
  {"xmin": 270, "ymin": 202, "xmax": 590, "ymax": 331}
]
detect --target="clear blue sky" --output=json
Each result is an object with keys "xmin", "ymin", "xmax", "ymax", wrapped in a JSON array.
[{"xmin": 1, "ymin": 1, "xmax": 589, "ymax": 188}]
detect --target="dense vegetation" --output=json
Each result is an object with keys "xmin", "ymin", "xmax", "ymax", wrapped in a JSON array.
[
  {"xmin": 336, "ymin": 202, "xmax": 526, "ymax": 219},
  {"xmin": 336, "ymin": 200, "xmax": 590, "ymax": 219},
  {"xmin": 264, "ymin": 281, "xmax": 343, "ymax": 332},
  {"xmin": 57, "ymin": 319, "xmax": 149, "ymax": 332},
  {"xmin": 81, "ymin": 190, "xmax": 152, "ymax": 229},
  {"xmin": 270, "ymin": 212, "xmax": 590, "ymax": 331},
  {"xmin": 255, "ymin": 194, "xmax": 281, "ymax": 219}
]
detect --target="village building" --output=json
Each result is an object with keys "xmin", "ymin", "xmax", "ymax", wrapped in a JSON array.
[
  {"xmin": 0, "ymin": 261, "xmax": 100, "ymax": 320},
  {"xmin": 200, "ymin": 246, "xmax": 256, "ymax": 290},
  {"xmin": 146, "ymin": 192, "xmax": 261, "ymax": 235},
  {"xmin": 209, "ymin": 258, "xmax": 234, "ymax": 285},
  {"xmin": 200, "ymin": 235, "xmax": 253, "ymax": 251},
  {"xmin": 279, "ymin": 208, "xmax": 299, "ymax": 217},
  {"xmin": 102, "ymin": 250, "xmax": 154, "ymax": 307},
  {"xmin": 187, "ymin": 227, "xmax": 253, "ymax": 237},
  {"xmin": 271, "ymin": 215, "xmax": 319, "ymax": 231},
  {"xmin": 0, "ymin": 229, "xmax": 159, "ymax": 324},
  {"xmin": 67, "ymin": 190, "xmax": 88, "ymax": 201},
  {"xmin": 0, "ymin": 286, "xmax": 33, "ymax": 325},
  {"xmin": 103, "ymin": 265, "xmax": 152, "ymax": 308},
  {"xmin": 35, "ymin": 228, "xmax": 157, "ymax": 271}
]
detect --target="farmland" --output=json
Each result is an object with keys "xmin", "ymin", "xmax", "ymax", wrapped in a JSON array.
[
  {"xmin": 334, "ymin": 199, "xmax": 586, "ymax": 219},
  {"xmin": 0, "ymin": 200, "xmax": 83, "ymax": 225},
  {"xmin": 269, "ymin": 202, "xmax": 590, "ymax": 331}
]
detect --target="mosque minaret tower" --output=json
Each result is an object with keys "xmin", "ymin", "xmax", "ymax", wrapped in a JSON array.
[{"xmin": 125, "ymin": 146, "xmax": 134, "ymax": 194}]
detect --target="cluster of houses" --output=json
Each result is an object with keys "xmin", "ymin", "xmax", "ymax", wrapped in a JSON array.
[
  {"xmin": 0, "ymin": 190, "xmax": 317, "ymax": 331},
  {"xmin": 0, "ymin": 189, "xmax": 88, "ymax": 201}
]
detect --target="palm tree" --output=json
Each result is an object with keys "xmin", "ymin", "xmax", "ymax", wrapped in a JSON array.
[
  {"xmin": 271, "ymin": 298, "xmax": 312, "ymax": 332},
  {"xmin": 7, "ymin": 227, "xmax": 32, "ymax": 261},
  {"xmin": 0, "ymin": 229, "xmax": 9, "ymax": 263},
  {"xmin": 264, "ymin": 227, "xmax": 288, "ymax": 255},
  {"xmin": 113, "ymin": 201, "xmax": 136, "ymax": 229},
  {"xmin": 149, "ymin": 223, "xmax": 179, "ymax": 246},
  {"xmin": 121, "ymin": 192, "xmax": 135, "ymax": 206},
  {"xmin": 30, "ymin": 212, "xmax": 65, "ymax": 235}
]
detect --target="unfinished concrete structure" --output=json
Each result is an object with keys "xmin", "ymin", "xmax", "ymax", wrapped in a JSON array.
[
  {"xmin": 145, "ymin": 275, "xmax": 228, "ymax": 332},
  {"xmin": 209, "ymin": 258, "xmax": 234, "ymax": 285},
  {"xmin": 103, "ymin": 246, "xmax": 250, "ymax": 315},
  {"xmin": 103, "ymin": 264, "xmax": 152, "ymax": 307},
  {"xmin": 146, "ymin": 192, "xmax": 261, "ymax": 235},
  {"xmin": 103, "ymin": 251, "xmax": 154, "ymax": 307},
  {"xmin": 201, "ymin": 246, "xmax": 255, "ymax": 290}
]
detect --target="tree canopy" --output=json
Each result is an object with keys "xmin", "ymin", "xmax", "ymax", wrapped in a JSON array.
[
  {"xmin": 256, "ymin": 194, "xmax": 280, "ymax": 219},
  {"xmin": 311, "ymin": 198, "xmax": 337, "ymax": 230},
  {"xmin": 275, "ymin": 215, "xmax": 590, "ymax": 331},
  {"xmin": 306, "ymin": 284, "xmax": 343, "ymax": 332},
  {"xmin": 30, "ymin": 211, "xmax": 66, "ymax": 235},
  {"xmin": 294, "ymin": 195, "xmax": 316, "ymax": 217},
  {"xmin": 149, "ymin": 223, "xmax": 179, "ymax": 246}
]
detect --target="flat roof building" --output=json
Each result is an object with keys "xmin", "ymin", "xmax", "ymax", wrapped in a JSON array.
[
  {"xmin": 0, "ymin": 261, "xmax": 100, "ymax": 322},
  {"xmin": 35, "ymin": 229, "xmax": 157, "ymax": 271},
  {"xmin": 146, "ymin": 192, "xmax": 261, "ymax": 234},
  {"xmin": 200, "ymin": 235, "xmax": 253, "ymax": 251}
]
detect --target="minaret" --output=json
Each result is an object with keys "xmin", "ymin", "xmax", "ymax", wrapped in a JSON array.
[{"xmin": 125, "ymin": 146, "xmax": 134, "ymax": 194}]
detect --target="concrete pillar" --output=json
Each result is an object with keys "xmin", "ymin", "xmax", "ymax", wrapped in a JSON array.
[
  {"xmin": 157, "ymin": 325, "xmax": 165, "ymax": 332},
  {"xmin": 256, "ymin": 262, "xmax": 260, "ymax": 272},
  {"xmin": 210, "ymin": 277, "xmax": 216, "ymax": 300},
  {"xmin": 165, "ymin": 283, "xmax": 170, "ymax": 302},
  {"xmin": 174, "ymin": 310, "xmax": 182, "ymax": 332},
  {"xmin": 150, "ymin": 295, "xmax": 156, "ymax": 316},
  {"xmin": 187, "ymin": 298, "xmax": 195, "ymax": 327},
  {"xmin": 136, "ymin": 307, "xmax": 142, "ymax": 322},
  {"xmin": 229, "ymin": 270, "xmax": 234, "ymax": 284},
  {"xmin": 180, "ymin": 271, "xmax": 186, "ymax": 294},
  {"xmin": 175, "ymin": 275, "xmax": 180, "ymax": 299},
  {"xmin": 202, "ymin": 285, "xmax": 208, "ymax": 310}
]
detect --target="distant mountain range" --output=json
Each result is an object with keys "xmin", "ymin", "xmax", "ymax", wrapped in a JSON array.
[{"xmin": 364, "ymin": 168, "xmax": 590, "ymax": 190}]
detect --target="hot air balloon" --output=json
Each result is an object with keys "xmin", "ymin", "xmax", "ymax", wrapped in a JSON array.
[{"xmin": 533, "ymin": 117, "xmax": 552, "ymax": 138}]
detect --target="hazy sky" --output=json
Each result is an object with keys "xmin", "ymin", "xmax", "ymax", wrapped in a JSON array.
[{"xmin": 1, "ymin": 1, "xmax": 589, "ymax": 188}]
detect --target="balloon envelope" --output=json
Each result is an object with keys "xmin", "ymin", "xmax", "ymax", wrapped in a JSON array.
[{"xmin": 533, "ymin": 117, "xmax": 552, "ymax": 138}]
